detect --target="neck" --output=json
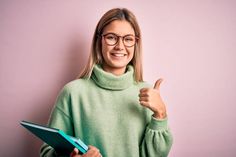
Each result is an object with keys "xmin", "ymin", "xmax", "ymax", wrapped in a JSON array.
[{"xmin": 91, "ymin": 64, "xmax": 134, "ymax": 90}]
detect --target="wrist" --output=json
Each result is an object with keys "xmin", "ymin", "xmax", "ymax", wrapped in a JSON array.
[{"xmin": 153, "ymin": 111, "xmax": 167, "ymax": 119}]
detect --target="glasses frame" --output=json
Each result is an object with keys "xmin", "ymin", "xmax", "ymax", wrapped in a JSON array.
[{"xmin": 101, "ymin": 33, "xmax": 139, "ymax": 47}]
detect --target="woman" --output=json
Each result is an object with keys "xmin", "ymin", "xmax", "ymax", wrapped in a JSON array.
[{"xmin": 40, "ymin": 8, "xmax": 173, "ymax": 157}]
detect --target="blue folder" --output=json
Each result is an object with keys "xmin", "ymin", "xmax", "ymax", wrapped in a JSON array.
[{"xmin": 20, "ymin": 120, "xmax": 88, "ymax": 155}]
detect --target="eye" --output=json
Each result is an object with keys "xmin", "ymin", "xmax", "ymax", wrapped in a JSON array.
[
  {"xmin": 124, "ymin": 36, "xmax": 135, "ymax": 42},
  {"xmin": 105, "ymin": 34, "xmax": 117, "ymax": 40}
]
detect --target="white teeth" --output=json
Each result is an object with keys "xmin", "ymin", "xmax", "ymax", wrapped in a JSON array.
[{"xmin": 112, "ymin": 53, "xmax": 125, "ymax": 57}]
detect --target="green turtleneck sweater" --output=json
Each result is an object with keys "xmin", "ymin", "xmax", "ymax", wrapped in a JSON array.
[{"xmin": 40, "ymin": 65, "xmax": 173, "ymax": 157}]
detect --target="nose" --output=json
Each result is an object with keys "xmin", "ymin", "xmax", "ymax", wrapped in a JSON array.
[{"xmin": 114, "ymin": 37, "xmax": 125, "ymax": 50}]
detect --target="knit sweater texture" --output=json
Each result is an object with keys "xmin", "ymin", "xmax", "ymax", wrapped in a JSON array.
[{"xmin": 40, "ymin": 64, "xmax": 173, "ymax": 157}]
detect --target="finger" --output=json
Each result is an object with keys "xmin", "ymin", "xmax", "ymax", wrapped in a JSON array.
[
  {"xmin": 95, "ymin": 152, "xmax": 102, "ymax": 157},
  {"xmin": 139, "ymin": 96, "xmax": 149, "ymax": 102},
  {"xmin": 140, "ymin": 101, "xmax": 150, "ymax": 107},
  {"xmin": 91, "ymin": 150, "xmax": 100, "ymax": 157},
  {"xmin": 140, "ymin": 88, "xmax": 149, "ymax": 93},
  {"xmin": 86, "ymin": 146, "xmax": 95, "ymax": 156},
  {"xmin": 70, "ymin": 148, "xmax": 79, "ymax": 157},
  {"xmin": 138, "ymin": 92, "xmax": 149, "ymax": 97},
  {"xmin": 86, "ymin": 146, "xmax": 100, "ymax": 156},
  {"xmin": 154, "ymin": 78, "xmax": 164, "ymax": 90},
  {"xmin": 96, "ymin": 153, "xmax": 103, "ymax": 157},
  {"xmin": 89, "ymin": 145, "xmax": 99, "ymax": 151}
]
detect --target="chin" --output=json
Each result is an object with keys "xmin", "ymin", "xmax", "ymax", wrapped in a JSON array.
[{"xmin": 111, "ymin": 62, "xmax": 129, "ymax": 68}]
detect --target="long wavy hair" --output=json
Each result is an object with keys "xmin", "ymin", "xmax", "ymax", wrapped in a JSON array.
[{"xmin": 78, "ymin": 8, "xmax": 143, "ymax": 82}]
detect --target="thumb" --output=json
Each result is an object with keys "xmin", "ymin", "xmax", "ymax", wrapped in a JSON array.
[
  {"xmin": 154, "ymin": 78, "xmax": 164, "ymax": 90},
  {"xmin": 70, "ymin": 148, "xmax": 79, "ymax": 157}
]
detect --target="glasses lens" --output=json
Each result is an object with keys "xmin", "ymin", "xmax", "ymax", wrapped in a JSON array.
[
  {"xmin": 123, "ymin": 35, "xmax": 135, "ymax": 47},
  {"xmin": 104, "ymin": 34, "xmax": 117, "ymax": 45}
]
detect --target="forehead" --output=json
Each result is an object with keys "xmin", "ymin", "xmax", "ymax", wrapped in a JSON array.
[{"xmin": 103, "ymin": 20, "xmax": 135, "ymax": 35}]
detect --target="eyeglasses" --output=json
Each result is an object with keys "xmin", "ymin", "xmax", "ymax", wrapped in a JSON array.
[{"xmin": 102, "ymin": 33, "xmax": 138, "ymax": 47}]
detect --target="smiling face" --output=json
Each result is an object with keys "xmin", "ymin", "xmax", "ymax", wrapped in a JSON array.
[{"xmin": 101, "ymin": 20, "xmax": 135, "ymax": 76}]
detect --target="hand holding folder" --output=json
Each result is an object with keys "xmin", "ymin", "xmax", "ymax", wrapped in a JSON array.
[{"xmin": 20, "ymin": 120, "xmax": 88, "ymax": 155}]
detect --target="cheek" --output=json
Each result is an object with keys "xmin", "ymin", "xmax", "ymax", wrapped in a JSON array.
[
  {"xmin": 101, "ymin": 41, "xmax": 111, "ymax": 56},
  {"xmin": 127, "ymin": 47, "xmax": 135, "ymax": 57}
]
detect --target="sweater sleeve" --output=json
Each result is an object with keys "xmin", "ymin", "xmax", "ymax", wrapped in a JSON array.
[
  {"xmin": 40, "ymin": 85, "xmax": 74, "ymax": 157},
  {"xmin": 140, "ymin": 116, "xmax": 173, "ymax": 157}
]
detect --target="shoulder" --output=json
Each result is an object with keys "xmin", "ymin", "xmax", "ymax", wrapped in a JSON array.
[
  {"xmin": 59, "ymin": 78, "xmax": 93, "ymax": 96},
  {"xmin": 65, "ymin": 79, "xmax": 89, "ymax": 89}
]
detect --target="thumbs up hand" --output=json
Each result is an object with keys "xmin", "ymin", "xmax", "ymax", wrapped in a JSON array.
[{"xmin": 139, "ymin": 78, "xmax": 167, "ymax": 119}]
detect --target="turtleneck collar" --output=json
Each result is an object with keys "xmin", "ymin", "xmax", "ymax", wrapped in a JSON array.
[{"xmin": 91, "ymin": 64, "xmax": 134, "ymax": 90}]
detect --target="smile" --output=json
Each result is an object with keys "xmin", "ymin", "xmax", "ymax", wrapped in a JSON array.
[{"xmin": 111, "ymin": 53, "xmax": 127, "ymax": 57}]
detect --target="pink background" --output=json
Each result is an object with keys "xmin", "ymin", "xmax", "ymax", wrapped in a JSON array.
[{"xmin": 1, "ymin": 0, "xmax": 236, "ymax": 156}]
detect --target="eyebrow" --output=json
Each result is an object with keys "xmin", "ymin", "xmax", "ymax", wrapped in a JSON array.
[{"xmin": 103, "ymin": 32, "xmax": 135, "ymax": 36}]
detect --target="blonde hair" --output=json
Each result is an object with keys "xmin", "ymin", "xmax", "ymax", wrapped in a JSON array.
[{"xmin": 78, "ymin": 8, "xmax": 143, "ymax": 82}]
